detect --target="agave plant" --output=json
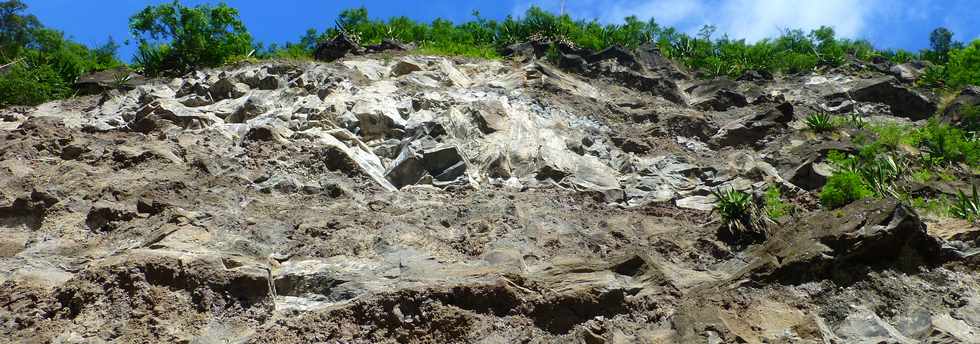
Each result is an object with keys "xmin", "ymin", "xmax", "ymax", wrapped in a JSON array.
[
  {"xmin": 804, "ymin": 113, "xmax": 835, "ymax": 133},
  {"xmin": 711, "ymin": 187, "xmax": 772, "ymax": 245},
  {"xmin": 857, "ymin": 154, "xmax": 909, "ymax": 200},
  {"xmin": 951, "ymin": 183, "xmax": 980, "ymax": 221}
]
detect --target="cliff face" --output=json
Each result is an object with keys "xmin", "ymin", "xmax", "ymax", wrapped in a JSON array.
[{"xmin": 1, "ymin": 49, "xmax": 978, "ymax": 343}]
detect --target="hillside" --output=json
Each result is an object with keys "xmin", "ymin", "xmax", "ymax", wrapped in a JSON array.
[
  {"xmin": 2, "ymin": 2, "xmax": 980, "ymax": 343},
  {"xmin": 1, "ymin": 37, "xmax": 979, "ymax": 343}
]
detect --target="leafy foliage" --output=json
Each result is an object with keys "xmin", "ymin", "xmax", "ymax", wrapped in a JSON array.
[
  {"xmin": 763, "ymin": 186, "xmax": 792, "ymax": 219},
  {"xmin": 129, "ymin": 1, "xmax": 253, "ymax": 75},
  {"xmin": 267, "ymin": 7, "xmax": 890, "ymax": 78},
  {"xmin": 0, "ymin": 0, "xmax": 122, "ymax": 107},
  {"xmin": 918, "ymin": 119, "xmax": 980, "ymax": 167},
  {"xmin": 927, "ymin": 27, "xmax": 961, "ymax": 63},
  {"xmin": 820, "ymin": 169, "xmax": 874, "ymax": 208},
  {"xmin": 944, "ymin": 40, "xmax": 980, "ymax": 89},
  {"xmin": 0, "ymin": 0, "xmax": 39, "ymax": 57}
]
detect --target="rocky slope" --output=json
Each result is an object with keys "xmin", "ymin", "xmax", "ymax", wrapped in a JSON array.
[{"xmin": 1, "ymin": 46, "xmax": 979, "ymax": 343}]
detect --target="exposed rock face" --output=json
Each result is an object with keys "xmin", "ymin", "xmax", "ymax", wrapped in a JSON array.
[
  {"xmin": 313, "ymin": 32, "xmax": 363, "ymax": 62},
  {"xmin": 73, "ymin": 66, "xmax": 146, "ymax": 95},
  {"xmin": 1, "ymin": 49, "xmax": 978, "ymax": 344},
  {"xmin": 941, "ymin": 85, "xmax": 980, "ymax": 128},
  {"xmin": 826, "ymin": 76, "xmax": 937, "ymax": 120}
]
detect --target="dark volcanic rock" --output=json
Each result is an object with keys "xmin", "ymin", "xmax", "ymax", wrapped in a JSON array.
[
  {"xmin": 739, "ymin": 199, "xmax": 948, "ymax": 284},
  {"xmin": 314, "ymin": 32, "xmax": 362, "ymax": 62},
  {"xmin": 941, "ymin": 85, "xmax": 980, "ymax": 129},
  {"xmin": 709, "ymin": 102, "xmax": 793, "ymax": 147},
  {"xmin": 74, "ymin": 67, "xmax": 145, "ymax": 95},
  {"xmin": 831, "ymin": 76, "xmax": 937, "ymax": 120}
]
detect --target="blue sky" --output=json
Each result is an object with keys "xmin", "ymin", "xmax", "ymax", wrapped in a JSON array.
[{"xmin": 22, "ymin": 0, "xmax": 980, "ymax": 62}]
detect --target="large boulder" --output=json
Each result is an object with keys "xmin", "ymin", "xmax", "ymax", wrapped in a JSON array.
[
  {"xmin": 313, "ymin": 32, "xmax": 362, "ymax": 62},
  {"xmin": 633, "ymin": 42, "xmax": 691, "ymax": 80},
  {"xmin": 685, "ymin": 78, "xmax": 749, "ymax": 111},
  {"xmin": 738, "ymin": 199, "xmax": 948, "ymax": 284},
  {"xmin": 363, "ymin": 38, "xmax": 413, "ymax": 53},
  {"xmin": 787, "ymin": 158, "xmax": 834, "ymax": 191},
  {"xmin": 889, "ymin": 61, "xmax": 931, "ymax": 83},
  {"xmin": 209, "ymin": 77, "xmax": 250, "ymax": 100},
  {"xmin": 385, "ymin": 145, "xmax": 467, "ymax": 188},
  {"xmin": 74, "ymin": 67, "xmax": 145, "ymax": 95},
  {"xmin": 830, "ymin": 76, "xmax": 937, "ymax": 120},
  {"xmin": 940, "ymin": 86, "xmax": 980, "ymax": 130},
  {"xmin": 709, "ymin": 102, "xmax": 793, "ymax": 147}
]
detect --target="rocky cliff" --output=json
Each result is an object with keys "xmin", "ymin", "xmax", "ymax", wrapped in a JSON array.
[{"xmin": 1, "ymin": 47, "xmax": 978, "ymax": 343}]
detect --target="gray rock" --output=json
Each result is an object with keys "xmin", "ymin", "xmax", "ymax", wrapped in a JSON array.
[
  {"xmin": 941, "ymin": 85, "xmax": 980, "ymax": 129},
  {"xmin": 834, "ymin": 76, "xmax": 937, "ymax": 120},
  {"xmin": 889, "ymin": 61, "xmax": 930, "ymax": 82},
  {"xmin": 313, "ymin": 32, "xmax": 361, "ymax": 62},
  {"xmin": 788, "ymin": 159, "xmax": 834, "ymax": 191},
  {"xmin": 210, "ymin": 78, "xmax": 250, "ymax": 100},
  {"xmin": 391, "ymin": 60, "xmax": 423, "ymax": 77}
]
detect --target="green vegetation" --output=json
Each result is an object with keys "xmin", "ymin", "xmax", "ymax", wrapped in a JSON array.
[
  {"xmin": 0, "ymin": 0, "xmax": 122, "ymax": 107},
  {"xmin": 278, "ymin": 7, "xmax": 880, "ymax": 78},
  {"xmin": 960, "ymin": 106, "xmax": 980, "ymax": 133},
  {"xmin": 820, "ymin": 168, "xmax": 875, "ymax": 208},
  {"xmin": 713, "ymin": 187, "xmax": 752, "ymax": 226},
  {"xmin": 712, "ymin": 187, "xmax": 770, "ymax": 243},
  {"xmin": 944, "ymin": 41, "xmax": 980, "ymax": 90},
  {"xmin": 919, "ymin": 119, "xmax": 980, "ymax": 166},
  {"xmin": 129, "ymin": 1, "xmax": 254, "ymax": 76},
  {"xmin": 917, "ymin": 36, "xmax": 979, "ymax": 89},
  {"xmin": 763, "ymin": 186, "xmax": 792, "ymax": 219},
  {"xmin": 951, "ymin": 184, "xmax": 980, "ymax": 221},
  {"xmin": 819, "ymin": 117, "xmax": 979, "ymax": 212},
  {"xmin": 804, "ymin": 113, "xmax": 835, "ymax": 133}
]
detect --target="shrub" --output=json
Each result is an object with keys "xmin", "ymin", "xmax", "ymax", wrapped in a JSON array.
[
  {"xmin": 944, "ymin": 40, "xmax": 980, "ymax": 89},
  {"xmin": 763, "ymin": 186, "xmax": 792, "ymax": 219},
  {"xmin": 129, "ymin": 1, "xmax": 253, "ymax": 75},
  {"xmin": 805, "ymin": 113, "xmax": 835, "ymax": 133},
  {"xmin": 831, "ymin": 113, "xmax": 866, "ymax": 129},
  {"xmin": 270, "ymin": 7, "xmax": 896, "ymax": 79},
  {"xmin": 919, "ymin": 119, "xmax": 980, "ymax": 166},
  {"xmin": 820, "ymin": 170, "xmax": 874, "ymax": 208},
  {"xmin": 714, "ymin": 187, "xmax": 751, "ymax": 225},
  {"xmin": 0, "ymin": 60, "xmax": 70, "ymax": 106},
  {"xmin": 960, "ymin": 105, "xmax": 980, "ymax": 133},
  {"xmin": 0, "ymin": 1, "xmax": 122, "ymax": 107}
]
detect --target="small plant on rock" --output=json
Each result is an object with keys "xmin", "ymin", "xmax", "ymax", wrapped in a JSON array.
[
  {"xmin": 951, "ymin": 183, "xmax": 980, "ymax": 221},
  {"xmin": 820, "ymin": 169, "xmax": 873, "ymax": 208},
  {"xmin": 763, "ymin": 186, "xmax": 793, "ymax": 219},
  {"xmin": 712, "ymin": 187, "xmax": 771, "ymax": 245},
  {"xmin": 805, "ymin": 113, "xmax": 835, "ymax": 133}
]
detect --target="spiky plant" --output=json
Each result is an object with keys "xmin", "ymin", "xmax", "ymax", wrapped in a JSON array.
[
  {"xmin": 951, "ymin": 183, "xmax": 980, "ymax": 221},
  {"xmin": 805, "ymin": 113, "xmax": 835, "ymax": 133},
  {"xmin": 711, "ymin": 187, "xmax": 772, "ymax": 245}
]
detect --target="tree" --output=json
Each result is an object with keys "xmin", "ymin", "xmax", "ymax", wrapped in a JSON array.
[
  {"xmin": 929, "ymin": 27, "xmax": 963, "ymax": 63},
  {"xmin": 945, "ymin": 40, "xmax": 980, "ymax": 88},
  {"xmin": 0, "ymin": 0, "xmax": 40, "ymax": 59},
  {"xmin": 129, "ymin": 1, "xmax": 253, "ymax": 75}
]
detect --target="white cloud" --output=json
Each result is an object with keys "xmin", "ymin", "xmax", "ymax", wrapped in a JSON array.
[
  {"xmin": 602, "ymin": 0, "xmax": 706, "ymax": 26},
  {"xmin": 528, "ymin": 0, "xmax": 882, "ymax": 41},
  {"xmin": 712, "ymin": 0, "xmax": 879, "ymax": 41}
]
